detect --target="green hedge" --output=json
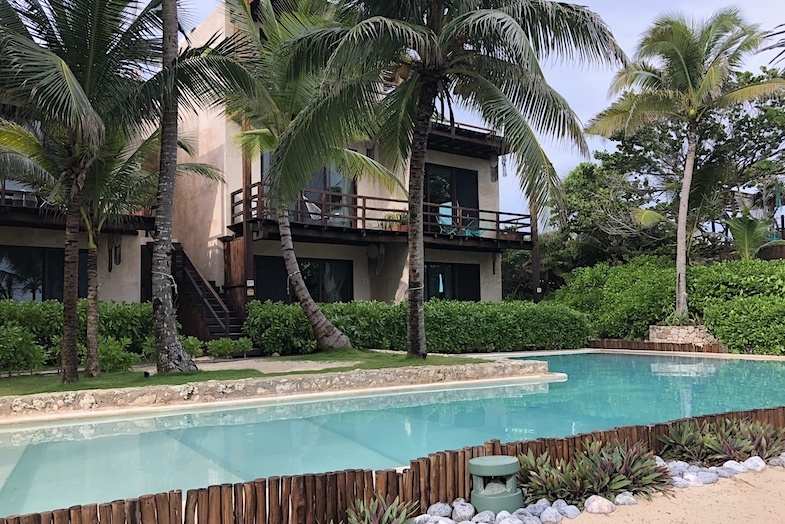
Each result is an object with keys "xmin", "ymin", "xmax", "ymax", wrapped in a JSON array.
[
  {"xmin": 688, "ymin": 260, "xmax": 785, "ymax": 312},
  {"xmin": 0, "ymin": 300, "xmax": 153, "ymax": 354},
  {"xmin": 244, "ymin": 300, "xmax": 591, "ymax": 355},
  {"xmin": 704, "ymin": 296, "xmax": 785, "ymax": 355},
  {"xmin": 554, "ymin": 257, "xmax": 785, "ymax": 340},
  {"xmin": 554, "ymin": 256, "xmax": 674, "ymax": 339}
]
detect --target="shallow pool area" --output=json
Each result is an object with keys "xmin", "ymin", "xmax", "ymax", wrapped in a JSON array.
[{"xmin": 3, "ymin": 352, "xmax": 785, "ymax": 516}]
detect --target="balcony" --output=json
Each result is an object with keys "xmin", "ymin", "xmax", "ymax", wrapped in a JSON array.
[{"xmin": 229, "ymin": 183, "xmax": 533, "ymax": 251}]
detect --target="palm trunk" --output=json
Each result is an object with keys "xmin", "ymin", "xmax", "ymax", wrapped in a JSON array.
[
  {"xmin": 277, "ymin": 209, "xmax": 352, "ymax": 350},
  {"xmin": 407, "ymin": 83, "xmax": 438, "ymax": 358},
  {"xmin": 675, "ymin": 121, "xmax": 698, "ymax": 315},
  {"xmin": 85, "ymin": 235, "xmax": 101, "ymax": 377},
  {"xmin": 61, "ymin": 175, "xmax": 83, "ymax": 383},
  {"xmin": 153, "ymin": 0, "xmax": 197, "ymax": 373},
  {"xmin": 530, "ymin": 199, "xmax": 542, "ymax": 303}
]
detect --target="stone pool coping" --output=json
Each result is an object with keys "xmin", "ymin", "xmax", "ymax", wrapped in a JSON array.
[{"xmin": 0, "ymin": 359, "xmax": 561, "ymax": 425}]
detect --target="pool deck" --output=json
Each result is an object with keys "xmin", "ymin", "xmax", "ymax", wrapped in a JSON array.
[
  {"xmin": 0, "ymin": 359, "xmax": 565, "ymax": 425},
  {"xmin": 3, "ymin": 348, "xmax": 784, "ymax": 426}
]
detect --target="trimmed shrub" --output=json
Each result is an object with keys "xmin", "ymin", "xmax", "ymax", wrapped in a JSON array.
[
  {"xmin": 243, "ymin": 300, "xmax": 591, "ymax": 355},
  {"xmin": 0, "ymin": 300, "xmax": 153, "ymax": 357},
  {"xmin": 97, "ymin": 336, "xmax": 139, "ymax": 372},
  {"xmin": 180, "ymin": 336, "xmax": 204, "ymax": 359},
  {"xmin": 206, "ymin": 337, "xmax": 235, "ymax": 360},
  {"xmin": 0, "ymin": 322, "xmax": 45, "ymax": 376},
  {"xmin": 555, "ymin": 256, "xmax": 674, "ymax": 339},
  {"xmin": 704, "ymin": 296, "xmax": 785, "ymax": 355},
  {"xmin": 689, "ymin": 259, "xmax": 785, "ymax": 312}
]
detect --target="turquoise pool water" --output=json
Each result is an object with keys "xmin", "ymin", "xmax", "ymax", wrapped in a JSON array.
[{"xmin": 3, "ymin": 352, "xmax": 785, "ymax": 516}]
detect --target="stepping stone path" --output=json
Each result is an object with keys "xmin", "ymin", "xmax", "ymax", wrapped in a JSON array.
[{"xmin": 412, "ymin": 455, "xmax": 782, "ymax": 524}]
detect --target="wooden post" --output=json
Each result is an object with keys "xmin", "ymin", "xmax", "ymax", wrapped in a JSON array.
[{"xmin": 184, "ymin": 491, "xmax": 198, "ymax": 524}]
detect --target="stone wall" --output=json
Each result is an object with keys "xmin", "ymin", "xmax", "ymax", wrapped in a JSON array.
[
  {"xmin": 649, "ymin": 325, "xmax": 721, "ymax": 346},
  {"xmin": 0, "ymin": 360, "xmax": 550, "ymax": 421}
]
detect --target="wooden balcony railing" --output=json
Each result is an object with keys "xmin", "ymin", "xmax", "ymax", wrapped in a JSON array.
[
  {"xmin": 0, "ymin": 187, "xmax": 41, "ymax": 209},
  {"xmin": 230, "ymin": 183, "xmax": 532, "ymax": 241}
]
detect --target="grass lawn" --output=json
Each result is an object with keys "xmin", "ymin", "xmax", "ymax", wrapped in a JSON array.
[{"xmin": 0, "ymin": 348, "xmax": 487, "ymax": 397}]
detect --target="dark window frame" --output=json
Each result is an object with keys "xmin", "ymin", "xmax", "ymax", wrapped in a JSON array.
[
  {"xmin": 254, "ymin": 256, "xmax": 354, "ymax": 303},
  {"xmin": 0, "ymin": 244, "xmax": 88, "ymax": 302},
  {"xmin": 425, "ymin": 262, "xmax": 481, "ymax": 301}
]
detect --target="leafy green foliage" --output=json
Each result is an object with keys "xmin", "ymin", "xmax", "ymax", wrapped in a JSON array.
[
  {"xmin": 689, "ymin": 260, "xmax": 785, "ymax": 312},
  {"xmin": 554, "ymin": 256, "xmax": 674, "ymax": 339},
  {"xmin": 555, "ymin": 258, "xmax": 785, "ymax": 343},
  {"xmin": 518, "ymin": 440, "xmax": 670, "ymax": 507},
  {"xmin": 0, "ymin": 323, "xmax": 45, "ymax": 376},
  {"xmin": 344, "ymin": 494, "xmax": 418, "ymax": 524},
  {"xmin": 180, "ymin": 336, "xmax": 204, "ymax": 359},
  {"xmin": 206, "ymin": 338, "xmax": 236, "ymax": 360},
  {"xmin": 658, "ymin": 420, "xmax": 712, "ymax": 463},
  {"xmin": 704, "ymin": 296, "xmax": 785, "ymax": 355},
  {"xmin": 244, "ymin": 300, "xmax": 591, "ymax": 355},
  {"xmin": 97, "ymin": 337, "xmax": 139, "ymax": 372},
  {"xmin": 0, "ymin": 300, "xmax": 153, "ymax": 359},
  {"xmin": 659, "ymin": 418, "xmax": 785, "ymax": 465}
]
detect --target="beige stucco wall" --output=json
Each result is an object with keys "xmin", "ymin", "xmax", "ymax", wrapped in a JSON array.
[
  {"xmin": 0, "ymin": 226, "xmax": 143, "ymax": 302},
  {"xmin": 253, "ymin": 240, "xmax": 372, "ymax": 301},
  {"xmin": 173, "ymin": 7, "xmax": 240, "ymax": 287}
]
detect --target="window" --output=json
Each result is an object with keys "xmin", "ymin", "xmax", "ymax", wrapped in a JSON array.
[
  {"xmin": 425, "ymin": 164, "xmax": 479, "ymax": 233},
  {"xmin": 0, "ymin": 246, "xmax": 87, "ymax": 301},
  {"xmin": 425, "ymin": 263, "xmax": 480, "ymax": 301},
  {"xmin": 254, "ymin": 256, "xmax": 353, "ymax": 303},
  {"xmin": 292, "ymin": 168, "xmax": 356, "ymax": 227}
]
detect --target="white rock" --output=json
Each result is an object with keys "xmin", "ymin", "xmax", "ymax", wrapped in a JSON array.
[
  {"xmin": 414, "ymin": 515, "xmax": 433, "ymax": 524},
  {"xmin": 614, "ymin": 492, "xmax": 637, "ymax": 506},
  {"xmin": 428, "ymin": 503, "xmax": 453, "ymax": 517},
  {"xmin": 495, "ymin": 511, "xmax": 512, "ymax": 524},
  {"xmin": 743, "ymin": 456, "xmax": 767, "ymax": 472},
  {"xmin": 668, "ymin": 460, "xmax": 690, "ymax": 469},
  {"xmin": 539, "ymin": 507, "xmax": 563, "ymax": 524},
  {"xmin": 560, "ymin": 506, "xmax": 581, "ymax": 519},
  {"xmin": 526, "ymin": 505, "xmax": 546, "ymax": 517},
  {"xmin": 497, "ymin": 517, "xmax": 523, "ymax": 524},
  {"xmin": 655, "ymin": 455, "xmax": 666, "ymax": 467},
  {"xmin": 520, "ymin": 517, "xmax": 542, "ymax": 524},
  {"xmin": 671, "ymin": 477, "xmax": 691, "ymax": 489},
  {"xmin": 453, "ymin": 502, "xmax": 476, "ymax": 522},
  {"xmin": 431, "ymin": 518, "xmax": 457, "ymax": 524},
  {"xmin": 768, "ymin": 457, "xmax": 785, "ymax": 468},
  {"xmin": 536, "ymin": 499, "xmax": 551, "ymax": 508},
  {"xmin": 682, "ymin": 472, "xmax": 704, "ymax": 487},
  {"xmin": 711, "ymin": 466, "xmax": 736, "ymax": 478},
  {"xmin": 687, "ymin": 465, "xmax": 701, "ymax": 473},
  {"xmin": 667, "ymin": 464, "xmax": 687, "ymax": 477},
  {"xmin": 512, "ymin": 509, "xmax": 532, "ymax": 520},
  {"xmin": 583, "ymin": 495, "xmax": 616, "ymax": 514},
  {"xmin": 551, "ymin": 500, "xmax": 567, "ymax": 511},
  {"xmin": 697, "ymin": 471, "xmax": 719, "ymax": 484},
  {"xmin": 472, "ymin": 511, "xmax": 496, "ymax": 524},
  {"xmin": 453, "ymin": 498, "xmax": 466, "ymax": 505},
  {"xmin": 723, "ymin": 460, "xmax": 749, "ymax": 473}
]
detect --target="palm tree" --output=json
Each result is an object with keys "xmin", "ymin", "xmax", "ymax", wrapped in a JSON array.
[
  {"xmin": 270, "ymin": 0, "xmax": 625, "ymax": 357},
  {"xmin": 152, "ymin": 0, "xmax": 198, "ymax": 372},
  {"xmin": 227, "ymin": 0, "xmax": 399, "ymax": 350},
  {"xmin": 587, "ymin": 8, "xmax": 785, "ymax": 316},
  {"xmin": 0, "ymin": 0, "xmax": 164, "ymax": 382},
  {"xmin": 0, "ymin": 0, "xmax": 251, "ymax": 381}
]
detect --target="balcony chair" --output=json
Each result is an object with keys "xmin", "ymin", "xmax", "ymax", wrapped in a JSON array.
[{"xmin": 438, "ymin": 202, "xmax": 459, "ymax": 235}]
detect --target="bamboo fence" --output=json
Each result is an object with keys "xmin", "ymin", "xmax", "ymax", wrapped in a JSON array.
[{"xmin": 3, "ymin": 406, "xmax": 785, "ymax": 524}]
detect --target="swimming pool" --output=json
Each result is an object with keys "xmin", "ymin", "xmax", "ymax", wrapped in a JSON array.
[{"xmin": 3, "ymin": 352, "xmax": 785, "ymax": 516}]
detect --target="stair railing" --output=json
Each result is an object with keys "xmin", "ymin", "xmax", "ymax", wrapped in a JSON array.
[{"xmin": 174, "ymin": 246, "xmax": 231, "ymax": 338}]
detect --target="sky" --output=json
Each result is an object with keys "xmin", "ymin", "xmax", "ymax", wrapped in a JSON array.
[{"xmin": 185, "ymin": 0, "xmax": 785, "ymax": 215}]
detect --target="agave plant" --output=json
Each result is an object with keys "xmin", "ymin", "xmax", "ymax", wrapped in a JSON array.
[
  {"xmin": 658, "ymin": 420, "xmax": 712, "ymax": 464},
  {"xmin": 345, "ymin": 494, "xmax": 418, "ymax": 524}
]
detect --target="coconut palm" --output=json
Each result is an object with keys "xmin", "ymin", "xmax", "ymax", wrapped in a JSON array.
[
  {"xmin": 270, "ymin": 0, "xmax": 625, "ymax": 357},
  {"xmin": 0, "ymin": 0, "xmax": 251, "ymax": 381},
  {"xmin": 227, "ymin": 0, "xmax": 400, "ymax": 350},
  {"xmin": 587, "ymin": 9, "xmax": 785, "ymax": 316},
  {"xmin": 0, "ymin": 122, "xmax": 221, "ymax": 375}
]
